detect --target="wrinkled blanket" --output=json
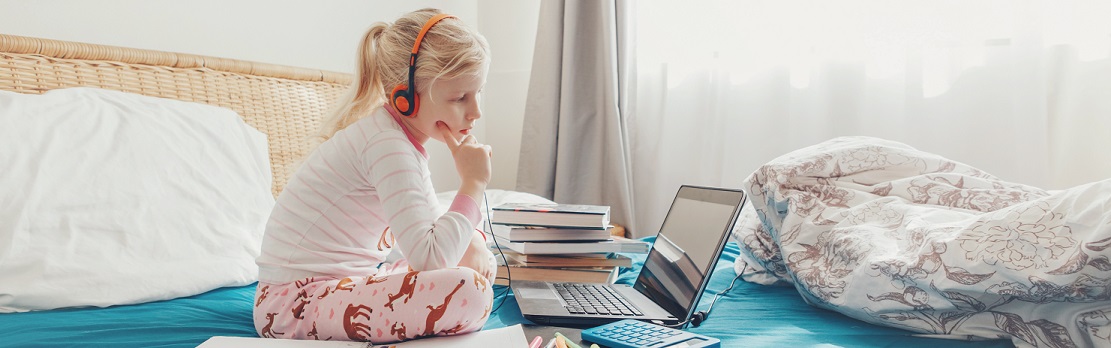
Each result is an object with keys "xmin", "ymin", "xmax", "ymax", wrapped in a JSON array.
[{"xmin": 732, "ymin": 136, "xmax": 1111, "ymax": 347}]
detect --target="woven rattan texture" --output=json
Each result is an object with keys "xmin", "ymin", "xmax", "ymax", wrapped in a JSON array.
[{"xmin": 1, "ymin": 34, "xmax": 353, "ymax": 197}]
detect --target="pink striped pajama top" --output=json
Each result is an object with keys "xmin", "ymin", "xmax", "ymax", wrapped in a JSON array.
[{"xmin": 252, "ymin": 105, "xmax": 493, "ymax": 343}]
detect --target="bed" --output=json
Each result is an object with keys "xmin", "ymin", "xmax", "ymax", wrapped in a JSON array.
[
  {"xmin": 0, "ymin": 34, "xmax": 1018, "ymax": 347},
  {"xmin": 0, "ymin": 244, "xmax": 1015, "ymax": 347}
]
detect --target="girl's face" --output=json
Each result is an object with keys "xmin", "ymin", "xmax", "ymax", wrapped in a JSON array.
[{"xmin": 404, "ymin": 66, "xmax": 487, "ymax": 144}]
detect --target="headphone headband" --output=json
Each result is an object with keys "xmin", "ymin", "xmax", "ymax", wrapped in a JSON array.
[
  {"xmin": 411, "ymin": 14, "xmax": 454, "ymax": 56},
  {"xmin": 393, "ymin": 13, "xmax": 455, "ymax": 116}
]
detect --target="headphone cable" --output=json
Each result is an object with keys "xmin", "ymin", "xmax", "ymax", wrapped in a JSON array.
[{"xmin": 484, "ymin": 192, "xmax": 513, "ymax": 314}]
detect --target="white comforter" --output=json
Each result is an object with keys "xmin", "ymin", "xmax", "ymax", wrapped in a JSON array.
[{"xmin": 732, "ymin": 136, "xmax": 1111, "ymax": 347}]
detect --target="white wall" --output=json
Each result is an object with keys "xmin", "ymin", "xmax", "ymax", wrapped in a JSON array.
[
  {"xmin": 476, "ymin": 0, "xmax": 540, "ymax": 192},
  {"xmin": 0, "ymin": 0, "xmax": 539, "ymax": 192}
]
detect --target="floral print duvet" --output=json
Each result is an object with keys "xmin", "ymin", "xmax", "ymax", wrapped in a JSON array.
[{"xmin": 732, "ymin": 136, "xmax": 1111, "ymax": 348}]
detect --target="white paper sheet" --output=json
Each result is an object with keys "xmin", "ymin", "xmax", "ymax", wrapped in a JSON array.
[{"xmin": 198, "ymin": 325, "xmax": 529, "ymax": 348}]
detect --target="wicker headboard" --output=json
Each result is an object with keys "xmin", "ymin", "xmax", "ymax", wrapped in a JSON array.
[{"xmin": 0, "ymin": 33, "xmax": 353, "ymax": 197}]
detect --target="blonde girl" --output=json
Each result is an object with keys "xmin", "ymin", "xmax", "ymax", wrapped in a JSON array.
[{"xmin": 253, "ymin": 8, "xmax": 496, "ymax": 343}]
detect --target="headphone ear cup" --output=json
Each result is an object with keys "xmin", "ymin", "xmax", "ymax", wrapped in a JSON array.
[
  {"xmin": 390, "ymin": 84, "xmax": 417, "ymax": 116},
  {"xmin": 409, "ymin": 91, "xmax": 419, "ymax": 116}
]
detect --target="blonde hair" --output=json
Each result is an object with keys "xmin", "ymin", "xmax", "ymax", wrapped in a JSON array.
[{"xmin": 314, "ymin": 8, "xmax": 490, "ymax": 146}]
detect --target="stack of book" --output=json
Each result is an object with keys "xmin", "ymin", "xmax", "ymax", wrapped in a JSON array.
[{"xmin": 488, "ymin": 202, "xmax": 649, "ymax": 285}]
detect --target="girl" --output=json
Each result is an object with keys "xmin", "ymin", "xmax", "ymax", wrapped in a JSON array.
[{"xmin": 253, "ymin": 8, "xmax": 496, "ymax": 343}]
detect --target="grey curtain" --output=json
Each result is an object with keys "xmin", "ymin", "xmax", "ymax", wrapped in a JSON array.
[{"xmin": 516, "ymin": 0, "xmax": 638, "ymax": 235}]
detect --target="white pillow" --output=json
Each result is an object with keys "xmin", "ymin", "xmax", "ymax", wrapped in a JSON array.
[{"xmin": 0, "ymin": 88, "xmax": 274, "ymax": 312}]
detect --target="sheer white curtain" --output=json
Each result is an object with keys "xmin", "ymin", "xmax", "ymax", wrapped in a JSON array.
[{"xmin": 628, "ymin": 0, "xmax": 1111, "ymax": 237}]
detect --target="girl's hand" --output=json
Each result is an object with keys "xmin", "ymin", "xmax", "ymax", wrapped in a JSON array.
[
  {"xmin": 459, "ymin": 229, "xmax": 495, "ymax": 280},
  {"xmin": 437, "ymin": 121, "xmax": 492, "ymax": 186}
]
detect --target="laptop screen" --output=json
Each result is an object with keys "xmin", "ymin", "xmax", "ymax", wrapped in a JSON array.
[{"xmin": 632, "ymin": 185, "xmax": 746, "ymax": 320}]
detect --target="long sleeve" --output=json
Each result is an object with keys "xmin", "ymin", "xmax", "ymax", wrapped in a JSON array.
[
  {"xmin": 256, "ymin": 107, "xmax": 481, "ymax": 284},
  {"xmin": 360, "ymin": 126, "xmax": 481, "ymax": 271}
]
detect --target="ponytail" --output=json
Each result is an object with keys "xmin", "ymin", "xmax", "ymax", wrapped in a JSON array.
[{"xmin": 313, "ymin": 23, "xmax": 389, "ymax": 146}]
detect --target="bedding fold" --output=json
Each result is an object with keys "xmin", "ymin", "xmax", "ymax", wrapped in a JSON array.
[{"xmin": 732, "ymin": 136, "xmax": 1111, "ymax": 348}]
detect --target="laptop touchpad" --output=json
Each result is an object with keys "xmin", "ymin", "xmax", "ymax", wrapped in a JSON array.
[{"xmin": 518, "ymin": 287, "xmax": 559, "ymax": 300}]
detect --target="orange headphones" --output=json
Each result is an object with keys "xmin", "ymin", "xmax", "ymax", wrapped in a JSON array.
[{"xmin": 390, "ymin": 13, "xmax": 455, "ymax": 117}]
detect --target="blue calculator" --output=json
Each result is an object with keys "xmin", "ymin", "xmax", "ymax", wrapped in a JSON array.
[{"xmin": 581, "ymin": 319, "xmax": 720, "ymax": 348}]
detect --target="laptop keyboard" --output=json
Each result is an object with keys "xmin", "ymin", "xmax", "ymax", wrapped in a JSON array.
[{"xmin": 553, "ymin": 283, "xmax": 643, "ymax": 316}]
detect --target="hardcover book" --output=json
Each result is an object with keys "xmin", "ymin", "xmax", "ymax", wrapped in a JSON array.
[
  {"xmin": 491, "ymin": 203, "xmax": 610, "ymax": 229},
  {"xmin": 498, "ymin": 251, "xmax": 634, "ymax": 268},
  {"xmin": 494, "ymin": 264, "xmax": 620, "ymax": 286},
  {"xmin": 491, "ymin": 224, "xmax": 613, "ymax": 242},
  {"xmin": 492, "ymin": 236, "xmax": 650, "ymax": 255}
]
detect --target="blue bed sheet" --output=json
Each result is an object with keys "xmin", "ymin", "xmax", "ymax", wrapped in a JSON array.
[
  {"xmin": 0, "ymin": 240, "xmax": 1015, "ymax": 347},
  {"xmin": 485, "ymin": 240, "xmax": 1014, "ymax": 347},
  {"xmin": 1, "ymin": 282, "xmax": 257, "ymax": 348}
]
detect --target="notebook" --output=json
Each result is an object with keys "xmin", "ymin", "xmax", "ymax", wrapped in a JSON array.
[{"xmin": 511, "ymin": 185, "xmax": 747, "ymax": 327}]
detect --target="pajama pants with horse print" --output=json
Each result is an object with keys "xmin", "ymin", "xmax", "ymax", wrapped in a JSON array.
[{"xmin": 253, "ymin": 259, "xmax": 495, "ymax": 343}]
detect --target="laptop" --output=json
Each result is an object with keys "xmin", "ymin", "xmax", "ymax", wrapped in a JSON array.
[{"xmin": 511, "ymin": 185, "xmax": 747, "ymax": 327}]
